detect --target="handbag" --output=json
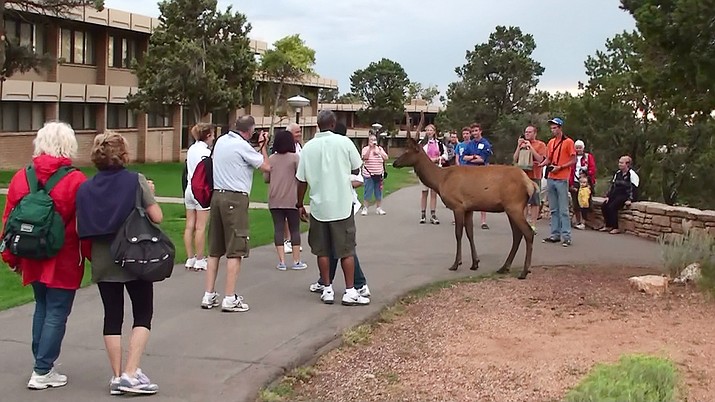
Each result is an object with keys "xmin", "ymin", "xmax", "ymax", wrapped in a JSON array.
[
  {"xmin": 110, "ymin": 186, "xmax": 176, "ymax": 282},
  {"xmin": 516, "ymin": 148, "xmax": 533, "ymax": 170}
]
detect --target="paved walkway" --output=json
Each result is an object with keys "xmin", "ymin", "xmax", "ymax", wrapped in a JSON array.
[{"xmin": 0, "ymin": 185, "xmax": 663, "ymax": 402}]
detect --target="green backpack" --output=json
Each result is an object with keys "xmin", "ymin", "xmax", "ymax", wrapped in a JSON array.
[{"xmin": 0, "ymin": 165, "xmax": 75, "ymax": 260}]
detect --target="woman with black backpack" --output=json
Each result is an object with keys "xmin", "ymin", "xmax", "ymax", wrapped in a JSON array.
[{"xmin": 76, "ymin": 132, "xmax": 164, "ymax": 396}]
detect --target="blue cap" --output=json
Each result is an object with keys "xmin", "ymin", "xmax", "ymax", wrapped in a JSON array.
[{"xmin": 548, "ymin": 117, "xmax": 564, "ymax": 126}]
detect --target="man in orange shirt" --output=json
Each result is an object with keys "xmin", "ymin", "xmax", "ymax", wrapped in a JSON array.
[
  {"xmin": 513, "ymin": 125, "xmax": 547, "ymax": 233},
  {"xmin": 539, "ymin": 117, "xmax": 577, "ymax": 246}
]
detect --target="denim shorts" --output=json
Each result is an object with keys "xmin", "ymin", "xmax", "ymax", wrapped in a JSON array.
[{"xmin": 363, "ymin": 176, "xmax": 383, "ymax": 201}]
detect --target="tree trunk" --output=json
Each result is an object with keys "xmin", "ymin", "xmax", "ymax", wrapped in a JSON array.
[{"xmin": 267, "ymin": 80, "xmax": 284, "ymax": 137}]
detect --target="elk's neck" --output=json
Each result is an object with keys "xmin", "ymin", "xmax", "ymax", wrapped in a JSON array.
[{"xmin": 413, "ymin": 152, "xmax": 445, "ymax": 193}]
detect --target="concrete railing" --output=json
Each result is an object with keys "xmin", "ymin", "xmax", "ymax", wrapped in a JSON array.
[{"xmin": 584, "ymin": 197, "xmax": 715, "ymax": 240}]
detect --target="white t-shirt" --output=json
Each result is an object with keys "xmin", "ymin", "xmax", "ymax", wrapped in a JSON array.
[
  {"xmin": 212, "ymin": 131, "xmax": 264, "ymax": 194},
  {"xmin": 186, "ymin": 141, "xmax": 211, "ymax": 182},
  {"xmin": 295, "ymin": 142, "xmax": 302, "ymax": 156},
  {"xmin": 350, "ymin": 174, "xmax": 364, "ymax": 214}
]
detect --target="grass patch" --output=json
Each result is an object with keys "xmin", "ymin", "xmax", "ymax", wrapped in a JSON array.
[
  {"xmin": 0, "ymin": 195, "xmax": 284, "ymax": 311},
  {"xmin": 258, "ymin": 366, "xmax": 316, "ymax": 402},
  {"xmin": 564, "ymin": 354, "xmax": 680, "ymax": 402},
  {"xmin": 658, "ymin": 228, "xmax": 715, "ymax": 297},
  {"xmin": 342, "ymin": 324, "xmax": 373, "ymax": 346}
]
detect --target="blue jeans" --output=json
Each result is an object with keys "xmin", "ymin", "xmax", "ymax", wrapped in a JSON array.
[
  {"xmin": 363, "ymin": 176, "xmax": 383, "ymax": 202},
  {"xmin": 31, "ymin": 282, "xmax": 76, "ymax": 375},
  {"xmin": 316, "ymin": 250, "xmax": 367, "ymax": 289},
  {"xmin": 547, "ymin": 178, "xmax": 571, "ymax": 241}
]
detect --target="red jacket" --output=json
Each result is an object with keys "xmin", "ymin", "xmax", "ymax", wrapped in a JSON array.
[
  {"xmin": 569, "ymin": 152, "xmax": 597, "ymax": 187},
  {"xmin": 1, "ymin": 155, "xmax": 90, "ymax": 290}
]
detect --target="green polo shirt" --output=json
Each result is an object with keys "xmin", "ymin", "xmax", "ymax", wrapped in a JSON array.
[{"xmin": 296, "ymin": 130, "xmax": 363, "ymax": 222}]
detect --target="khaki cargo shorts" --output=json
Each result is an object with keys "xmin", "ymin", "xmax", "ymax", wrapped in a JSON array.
[
  {"xmin": 308, "ymin": 212, "xmax": 357, "ymax": 259},
  {"xmin": 208, "ymin": 190, "xmax": 250, "ymax": 258}
]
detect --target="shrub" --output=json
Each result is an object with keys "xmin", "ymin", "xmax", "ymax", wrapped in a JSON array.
[
  {"xmin": 564, "ymin": 354, "xmax": 680, "ymax": 402},
  {"xmin": 658, "ymin": 228, "xmax": 715, "ymax": 278}
]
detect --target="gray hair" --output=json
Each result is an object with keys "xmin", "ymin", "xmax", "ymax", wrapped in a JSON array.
[
  {"xmin": 286, "ymin": 122, "xmax": 300, "ymax": 132},
  {"xmin": 317, "ymin": 110, "xmax": 336, "ymax": 131},
  {"xmin": 234, "ymin": 115, "xmax": 255, "ymax": 133},
  {"xmin": 33, "ymin": 121, "xmax": 78, "ymax": 158}
]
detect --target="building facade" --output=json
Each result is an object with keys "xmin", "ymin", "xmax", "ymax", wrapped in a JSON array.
[{"xmin": 0, "ymin": 5, "xmax": 337, "ymax": 169}]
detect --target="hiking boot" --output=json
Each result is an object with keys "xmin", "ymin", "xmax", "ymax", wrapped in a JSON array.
[{"xmin": 27, "ymin": 368, "xmax": 67, "ymax": 390}]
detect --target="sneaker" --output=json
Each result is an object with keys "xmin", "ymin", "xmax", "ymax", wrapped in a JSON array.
[
  {"xmin": 419, "ymin": 216, "xmax": 426, "ymax": 224},
  {"xmin": 342, "ymin": 289, "xmax": 370, "ymax": 306},
  {"xmin": 118, "ymin": 368, "xmax": 158, "ymax": 395},
  {"xmin": 376, "ymin": 207, "xmax": 386, "ymax": 215},
  {"xmin": 321, "ymin": 287, "xmax": 335, "ymax": 304},
  {"xmin": 201, "ymin": 292, "xmax": 220, "ymax": 309},
  {"xmin": 221, "ymin": 295, "xmax": 249, "ymax": 312},
  {"xmin": 291, "ymin": 261, "xmax": 307, "ymax": 270},
  {"xmin": 575, "ymin": 223, "xmax": 586, "ymax": 230},
  {"xmin": 309, "ymin": 282, "xmax": 325, "ymax": 293},
  {"xmin": 562, "ymin": 239, "xmax": 572, "ymax": 247},
  {"xmin": 193, "ymin": 258, "xmax": 207, "ymax": 271},
  {"xmin": 276, "ymin": 262, "xmax": 287, "ymax": 271},
  {"xmin": 185, "ymin": 256, "xmax": 196, "ymax": 270},
  {"xmin": 361, "ymin": 207, "xmax": 368, "ymax": 216},
  {"xmin": 430, "ymin": 215, "xmax": 440, "ymax": 225},
  {"xmin": 109, "ymin": 376, "xmax": 123, "ymax": 395},
  {"xmin": 27, "ymin": 368, "xmax": 67, "ymax": 390},
  {"xmin": 357, "ymin": 284, "xmax": 371, "ymax": 298},
  {"xmin": 542, "ymin": 236, "xmax": 559, "ymax": 243},
  {"xmin": 284, "ymin": 240, "xmax": 292, "ymax": 254}
]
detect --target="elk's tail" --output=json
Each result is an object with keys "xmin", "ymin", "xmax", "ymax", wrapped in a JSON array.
[{"xmin": 523, "ymin": 172, "xmax": 538, "ymax": 201}]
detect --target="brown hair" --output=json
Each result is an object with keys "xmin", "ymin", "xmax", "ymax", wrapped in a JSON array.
[
  {"xmin": 461, "ymin": 126, "xmax": 471, "ymax": 132},
  {"xmin": 470, "ymin": 123, "xmax": 482, "ymax": 130},
  {"xmin": 91, "ymin": 131, "xmax": 129, "ymax": 170},
  {"xmin": 191, "ymin": 123, "xmax": 214, "ymax": 142}
]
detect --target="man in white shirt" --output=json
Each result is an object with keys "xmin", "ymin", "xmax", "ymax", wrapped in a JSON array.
[{"xmin": 296, "ymin": 110, "xmax": 369, "ymax": 306}]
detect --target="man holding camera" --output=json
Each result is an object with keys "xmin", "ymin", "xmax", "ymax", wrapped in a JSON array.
[
  {"xmin": 539, "ymin": 117, "xmax": 577, "ymax": 247},
  {"xmin": 201, "ymin": 116, "xmax": 271, "ymax": 312},
  {"xmin": 513, "ymin": 125, "xmax": 547, "ymax": 233}
]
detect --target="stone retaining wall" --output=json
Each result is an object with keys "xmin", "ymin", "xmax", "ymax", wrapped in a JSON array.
[{"xmin": 584, "ymin": 198, "xmax": 715, "ymax": 240}]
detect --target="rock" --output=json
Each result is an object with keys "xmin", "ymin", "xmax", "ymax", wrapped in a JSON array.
[
  {"xmin": 673, "ymin": 263, "xmax": 702, "ymax": 284},
  {"xmin": 628, "ymin": 275, "xmax": 669, "ymax": 296},
  {"xmin": 364, "ymin": 373, "xmax": 376, "ymax": 379}
]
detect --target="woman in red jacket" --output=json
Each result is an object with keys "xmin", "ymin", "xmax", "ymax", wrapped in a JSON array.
[
  {"xmin": 569, "ymin": 140, "xmax": 597, "ymax": 229},
  {"xmin": 1, "ymin": 121, "xmax": 88, "ymax": 390}
]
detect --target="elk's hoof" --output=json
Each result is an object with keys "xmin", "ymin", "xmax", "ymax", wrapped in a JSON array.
[
  {"xmin": 496, "ymin": 267, "xmax": 510, "ymax": 274},
  {"xmin": 448, "ymin": 263, "xmax": 460, "ymax": 271},
  {"xmin": 470, "ymin": 262, "xmax": 479, "ymax": 271},
  {"xmin": 517, "ymin": 272, "xmax": 529, "ymax": 280}
]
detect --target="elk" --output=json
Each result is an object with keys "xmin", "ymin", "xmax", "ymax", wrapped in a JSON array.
[{"xmin": 393, "ymin": 113, "xmax": 538, "ymax": 279}]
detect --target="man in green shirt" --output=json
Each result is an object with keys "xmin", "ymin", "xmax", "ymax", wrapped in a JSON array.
[{"xmin": 296, "ymin": 110, "xmax": 370, "ymax": 306}]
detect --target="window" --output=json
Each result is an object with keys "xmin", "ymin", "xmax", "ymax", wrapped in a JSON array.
[
  {"xmin": 107, "ymin": 104, "xmax": 136, "ymax": 129},
  {"xmin": 0, "ymin": 102, "xmax": 46, "ymax": 132},
  {"xmin": 148, "ymin": 107, "xmax": 173, "ymax": 128},
  {"xmin": 59, "ymin": 103, "xmax": 97, "ymax": 130},
  {"xmin": 4, "ymin": 18, "xmax": 46, "ymax": 54},
  {"xmin": 108, "ymin": 35, "xmax": 139, "ymax": 68},
  {"xmin": 59, "ymin": 28, "xmax": 95, "ymax": 65}
]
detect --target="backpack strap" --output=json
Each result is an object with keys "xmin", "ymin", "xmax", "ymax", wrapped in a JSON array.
[
  {"xmin": 43, "ymin": 166, "xmax": 76, "ymax": 193},
  {"xmin": 25, "ymin": 165, "xmax": 39, "ymax": 194}
]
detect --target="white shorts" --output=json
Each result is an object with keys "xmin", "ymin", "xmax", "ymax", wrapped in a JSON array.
[
  {"xmin": 184, "ymin": 187, "xmax": 210, "ymax": 211},
  {"xmin": 419, "ymin": 179, "xmax": 432, "ymax": 192}
]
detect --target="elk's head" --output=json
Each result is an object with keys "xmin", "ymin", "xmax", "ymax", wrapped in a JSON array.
[{"xmin": 393, "ymin": 136, "xmax": 422, "ymax": 168}]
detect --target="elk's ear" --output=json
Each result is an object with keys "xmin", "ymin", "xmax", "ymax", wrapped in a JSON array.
[{"xmin": 406, "ymin": 136, "xmax": 419, "ymax": 149}]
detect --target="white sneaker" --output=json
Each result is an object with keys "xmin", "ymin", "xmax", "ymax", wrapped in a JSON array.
[
  {"xmin": 321, "ymin": 286, "xmax": 335, "ymax": 304},
  {"xmin": 27, "ymin": 367, "xmax": 67, "ymax": 389},
  {"xmin": 221, "ymin": 295, "xmax": 249, "ymax": 312},
  {"xmin": 201, "ymin": 292, "xmax": 220, "ymax": 309},
  {"xmin": 109, "ymin": 376, "xmax": 123, "ymax": 395},
  {"xmin": 118, "ymin": 368, "xmax": 158, "ymax": 395},
  {"xmin": 284, "ymin": 241, "xmax": 293, "ymax": 254},
  {"xmin": 291, "ymin": 261, "xmax": 308, "ymax": 270},
  {"xmin": 309, "ymin": 282, "xmax": 325, "ymax": 293},
  {"xmin": 575, "ymin": 223, "xmax": 586, "ymax": 230},
  {"xmin": 193, "ymin": 258, "xmax": 207, "ymax": 271},
  {"xmin": 357, "ymin": 284, "xmax": 371, "ymax": 298},
  {"xmin": 342, "ymin": 289, "xmax": 370, "ymax": 306},
  {"xmin": 360, "ymin": 207, "xmax": 368, "ymax": 216},
  {"xmin": 185, "ymin": 256, "xmax": 196, "ymax": 270},
  {"xmin": 376, "ymin": 207, "xmax": 386, "ymax": 215}
]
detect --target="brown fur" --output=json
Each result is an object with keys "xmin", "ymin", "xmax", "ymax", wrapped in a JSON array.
[{"xmin": 393, "ymin": 118, "xmax": 537, "ymax": 279}]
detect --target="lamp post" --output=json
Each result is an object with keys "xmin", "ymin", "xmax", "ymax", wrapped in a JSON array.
[
  {"xmin": 287, "ymin": 95, "xmax": 311, "ymax": 140},
  {"xmin": 372, "ymin": 122, "xmax": 389, "ymax": 151}
]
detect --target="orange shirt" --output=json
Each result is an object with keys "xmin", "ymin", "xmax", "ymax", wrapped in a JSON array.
[
  {"xmin": 526, "ymin": 139, "xmax": 547, "ymax": 180},
  {"xmin": 545, "ymin": 136, "xmax": 576, "ymax": 180}
]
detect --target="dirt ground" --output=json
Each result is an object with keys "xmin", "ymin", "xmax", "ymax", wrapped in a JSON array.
[{"xmin": 290, "ymin": 265, "xmax": 715, "ymax": 402}]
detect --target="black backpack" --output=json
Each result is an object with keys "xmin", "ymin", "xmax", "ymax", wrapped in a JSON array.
[{"xmin": 110, "ymin": 187, "xmax": 175, "ymax": 282}]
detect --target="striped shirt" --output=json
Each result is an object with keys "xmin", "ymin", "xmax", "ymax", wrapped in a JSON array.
[{"xmin": 361, "ymin": 145, "xmax": 387, "ymax": 176}]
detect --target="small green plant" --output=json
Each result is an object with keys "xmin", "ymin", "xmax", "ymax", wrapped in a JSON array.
[
  {"xmin": 379, "ymin": 303, "xmax": 407, "ymax": 323},
  {"xmin": 343, "ymin": 324, "xmax": 372, "ymax": 346},
  {"xmin": 258, "ymin": 366, "xmax": 316, "ymax": 402},
  {"xmin": 564, "ymin": 354, "xmax": 680, "ymax": 402},
  {"xmin": 658, "ymin": 228, "xmax": 715, "ymax": 277}
]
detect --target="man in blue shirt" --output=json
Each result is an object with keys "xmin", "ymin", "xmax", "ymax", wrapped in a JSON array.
[
  {"xmin": 462, "ymin": 123, "xmax": 493, "ymax": 229},
  {"xmin": 454, "ymin": 126, "xmax": 472, "ymax": 166}
]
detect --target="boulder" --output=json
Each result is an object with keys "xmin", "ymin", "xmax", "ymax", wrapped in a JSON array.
[
  {"xmin": 673, "ymin": 262, "xmax": 702, "ymax": 284},
  {"xmin": 628, "ymin": 275, "xmax": 669, "ymax": 296}
]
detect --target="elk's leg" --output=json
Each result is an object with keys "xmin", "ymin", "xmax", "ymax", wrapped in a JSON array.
[
  {"xmin": 449, "ymin": 209, "xmax": 464, "ymax": 271},
  {"xmin": 464, "ymin": 210, "xmax": 480, "ymax": 270},
  {"xmin": 497, "ymin": 213, "xmax": 523, "ymax": 275},
  {"xmin": 515, "ymin": 212, "xmax": 535, "ymax": 280}
]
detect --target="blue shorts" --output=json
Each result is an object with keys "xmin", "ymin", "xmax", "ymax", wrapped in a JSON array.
[{"xmin": 363, "ymin": 176, "xmax": 383, "ymax": 201}]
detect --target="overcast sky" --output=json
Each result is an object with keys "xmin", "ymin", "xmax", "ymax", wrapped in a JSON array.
[{"xmin": 106, "ymin": 0, "xmax": 636, "ymax": 97}]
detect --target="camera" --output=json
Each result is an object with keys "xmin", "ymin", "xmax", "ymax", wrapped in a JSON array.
[
  {"xmin": 249, "ymin": 130, "xmax": 265, "ymax": 147},
  {"xmin": 545, "ymin": 165, "xmax": 556, "ymax": 176}
]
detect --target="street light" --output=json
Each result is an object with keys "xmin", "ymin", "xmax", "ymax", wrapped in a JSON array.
[{"xmin": 287, "ymin": 95, "xmax": 310, "ymax": 140}]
